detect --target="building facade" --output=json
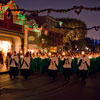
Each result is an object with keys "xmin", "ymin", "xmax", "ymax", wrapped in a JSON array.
[
  {"xmin": 27, "ymin": 14, "xmax": 64, "ymax": 53},
  {"xmin": 0, "ymin": 0, "xmax": 24, "ymax": 56},
  {"xmin": 0, "ymin": 0, "xmax": 64, "ymax": 55}
]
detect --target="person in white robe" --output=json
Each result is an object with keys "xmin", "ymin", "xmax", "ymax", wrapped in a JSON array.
[
  {"xmin": 62, "ymin": 54, "xmax": 72, "ymax": 81},
  {"xmin": 9, "ymin": 51, "xmax": 19, "ymax": 79},
  {"xmin": 78, "ymin": 53, "xmax": 90, "ymax": 83},
  {"xmin": 20, "ymin": 52, "xmax": 31, "ymax": 79},
  {"xmin": 48, "ymin": 53, "xmax": 58, "ymax": 80}
]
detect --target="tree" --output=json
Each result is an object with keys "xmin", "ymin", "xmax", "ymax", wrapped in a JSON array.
[
  {"xmin": 37, "ymin": 33, "xmax": 54, "ymax": 48},
  {"xmin": 85, "ymin": 37, "xmax": 95, "ymax": 52},
  {"xmin": 57, "ymin": 18, "xmax": 87, "ymax": 51},
  {"xmin": 75, "ymin": 39, "xmax": 86, "ymax": 50}
]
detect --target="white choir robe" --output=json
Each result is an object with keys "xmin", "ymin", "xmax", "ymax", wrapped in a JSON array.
[
  {"xmin": 63, "ymin": 56, "xmax": 72, "ymax": 68},
  {"xmin": 78, "ymin": 56, "xmax": 90, "ymax": 70},
  {"xmin": 10, "ymin": 55, "xmax": 19, "ymax": 67},
  {"xmin": 48, "ymin": 57, "xmax": 58, "ymax": 70},
  {"xmin": 9, "ymin": 55, "xmax": 19, "ymax": 76},
  {"xmin": 78, "ymin": 56, "xmax": 83, "ymax": 64},
  {"xmin": 21, "ymin": 57, "xmax": 30, "ymax": 69}
]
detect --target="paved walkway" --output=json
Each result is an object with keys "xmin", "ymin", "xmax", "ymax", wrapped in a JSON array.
[{"xmin": 0, "ymin": 72, "xmax": 100, "ymax": 100}]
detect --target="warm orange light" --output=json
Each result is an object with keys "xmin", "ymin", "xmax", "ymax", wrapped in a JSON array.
[
  {"xmin": 81, "ymin": 51, "xmax": 85, "ymax": 55},
  {"xmin": 49, "ymin": 52, "xmax": 51, "ymax": 56},
  {"xmin": 44, "ymin": 30, "xmax": 48, "ymax": 35},
  {"xmin": 0, "ymin": 41, "xmax": 11, "ymax": 56},
  {"xmin": 28, "ymin": 27, "xmax": 33, "ymax": 31},
  {"xmin": 62, "ymin": 52, "xmax": 65, "ymax": 56}
]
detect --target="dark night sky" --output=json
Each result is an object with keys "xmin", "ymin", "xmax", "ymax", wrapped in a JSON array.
[{"xmin": 15, "ymin": 0, "xmax": 100, "ymax": 39}]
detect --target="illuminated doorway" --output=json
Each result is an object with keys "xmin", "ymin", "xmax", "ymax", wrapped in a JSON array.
[{"xmin": 0, "ymin": 40, "xmax": 12, "ymax": 56}]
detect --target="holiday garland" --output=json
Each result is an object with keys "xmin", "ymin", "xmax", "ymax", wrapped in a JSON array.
[
  {"xmin": 0, "ymin": 1, "xmax": 100, "ymax": 31},
  {"xmin": 58, "ymin": 26, "xmax": 100, "ymax": 31},
  {"xmin": 8, "ymin": 6, "xmax": 100, "ymax": 15}
]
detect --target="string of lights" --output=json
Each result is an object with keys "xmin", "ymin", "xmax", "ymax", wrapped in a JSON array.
[
  {"xmin": 8, "ymin": 6, "xmax": 100, "ymax": 15},
  {"xmin": 0, "ymin": 1, "xmax": 100, "ymax": 31},
  {"xmin": 58, "ymin": 26, "xmax": 100, "ymax": 31},
  {"xmin": 7, "ymin": 6, "xmax": 100, "ymax": 31}
]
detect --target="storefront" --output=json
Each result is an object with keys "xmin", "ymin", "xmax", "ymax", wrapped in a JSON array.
[
  {"xmin": 0, "ymin": 0, "xmax": 26, "ymax": 55},
  {"xmin": 0, "ymin": 40, "xmax": 12, "ymax": 55},
  {"xmin": 0, "ymin": 29, "xmax": 23, "ymax": 56},
  {"xmin": 26, "ymin": 29, "xmax": 40, "ymax": 54}
]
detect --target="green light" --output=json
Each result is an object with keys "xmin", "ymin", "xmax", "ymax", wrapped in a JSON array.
[
  {"xmin": 17, "ymin": 13, "xmax": 26, "ymax": 21},
  {"xmin": 29, "ymin": 25, "xmax": 33, "ymax": 28},
  {"xmin": 59, "ymin": 21, "xmax": 63, "ymax": 26}
]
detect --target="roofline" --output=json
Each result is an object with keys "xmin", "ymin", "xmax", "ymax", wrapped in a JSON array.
[{"xmin": 0, "ymin": 28, "xmax": 24, "ymax": 38}]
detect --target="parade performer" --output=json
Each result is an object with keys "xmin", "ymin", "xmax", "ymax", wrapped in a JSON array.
[
  {"xmin": 0, "ymin": 51, "xmax": 3, "ymax": 69},
  {"xmin": 9, "ymin": 51, "xmax": 19, "ymax": 79},
  {"xmin": 35, "ymin": 53, "xmax": 41, "ymax": 71},
  {"xmin": 89, "ymin": 56, "xmax": 96, "ymax": 75},
  {"xmin": 40, "ymin": 54, "xmax": 46, "ymax": 74},
  {"xmin": 72, "ymin": 55, "xmax": 78, "ymax": 74},
  {"xmin": 62, "ymin": 54, "xmax": 72, "ymax": 81},
  {"xmin": 44, "ymin": 54, "xmax": 50, "ymax": 74},
  {"xmin": 58, "ymin": 54, "xmax": 64, "ymax": 74},
  {"xmin": 48, "ymin": 53, "xmax": 58, "ymax": 80},
  {"xmin": 30, "ymin": 53, "xmax": 36, "ymax": 73},
  {"xmin": 20, "ymin": 52, "xmax": 31, "ymax": 79},
  {"xmin": 96, "ymin": 53, "xmax": 100, "ymax": 72},
  {"xmin": 6, "ymin": 52, "xmax": 11, "ymax": 70},
  {"xmin": 78, "ymin": 51, "xmax": 90, "ymax": 83}
]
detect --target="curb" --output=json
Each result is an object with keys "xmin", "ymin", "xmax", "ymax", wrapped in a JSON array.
[{"xmin": 0, "ymin": 71, "xmax": 8, "ymax": 75}]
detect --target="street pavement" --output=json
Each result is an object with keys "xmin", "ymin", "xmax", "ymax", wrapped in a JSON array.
[{"xmin": 0, "ymin": 72, "xmax": 100, "ymax": 100}]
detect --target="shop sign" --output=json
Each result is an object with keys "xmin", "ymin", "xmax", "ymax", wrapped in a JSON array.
[{"xmin": 28, "ymin": 31, "xmax": 37, "ymax": 44}]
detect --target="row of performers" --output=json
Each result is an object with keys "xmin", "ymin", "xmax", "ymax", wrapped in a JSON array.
[{"xmin": 9, "ymin": 51, "xmax": 100, "ymax": 81}]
